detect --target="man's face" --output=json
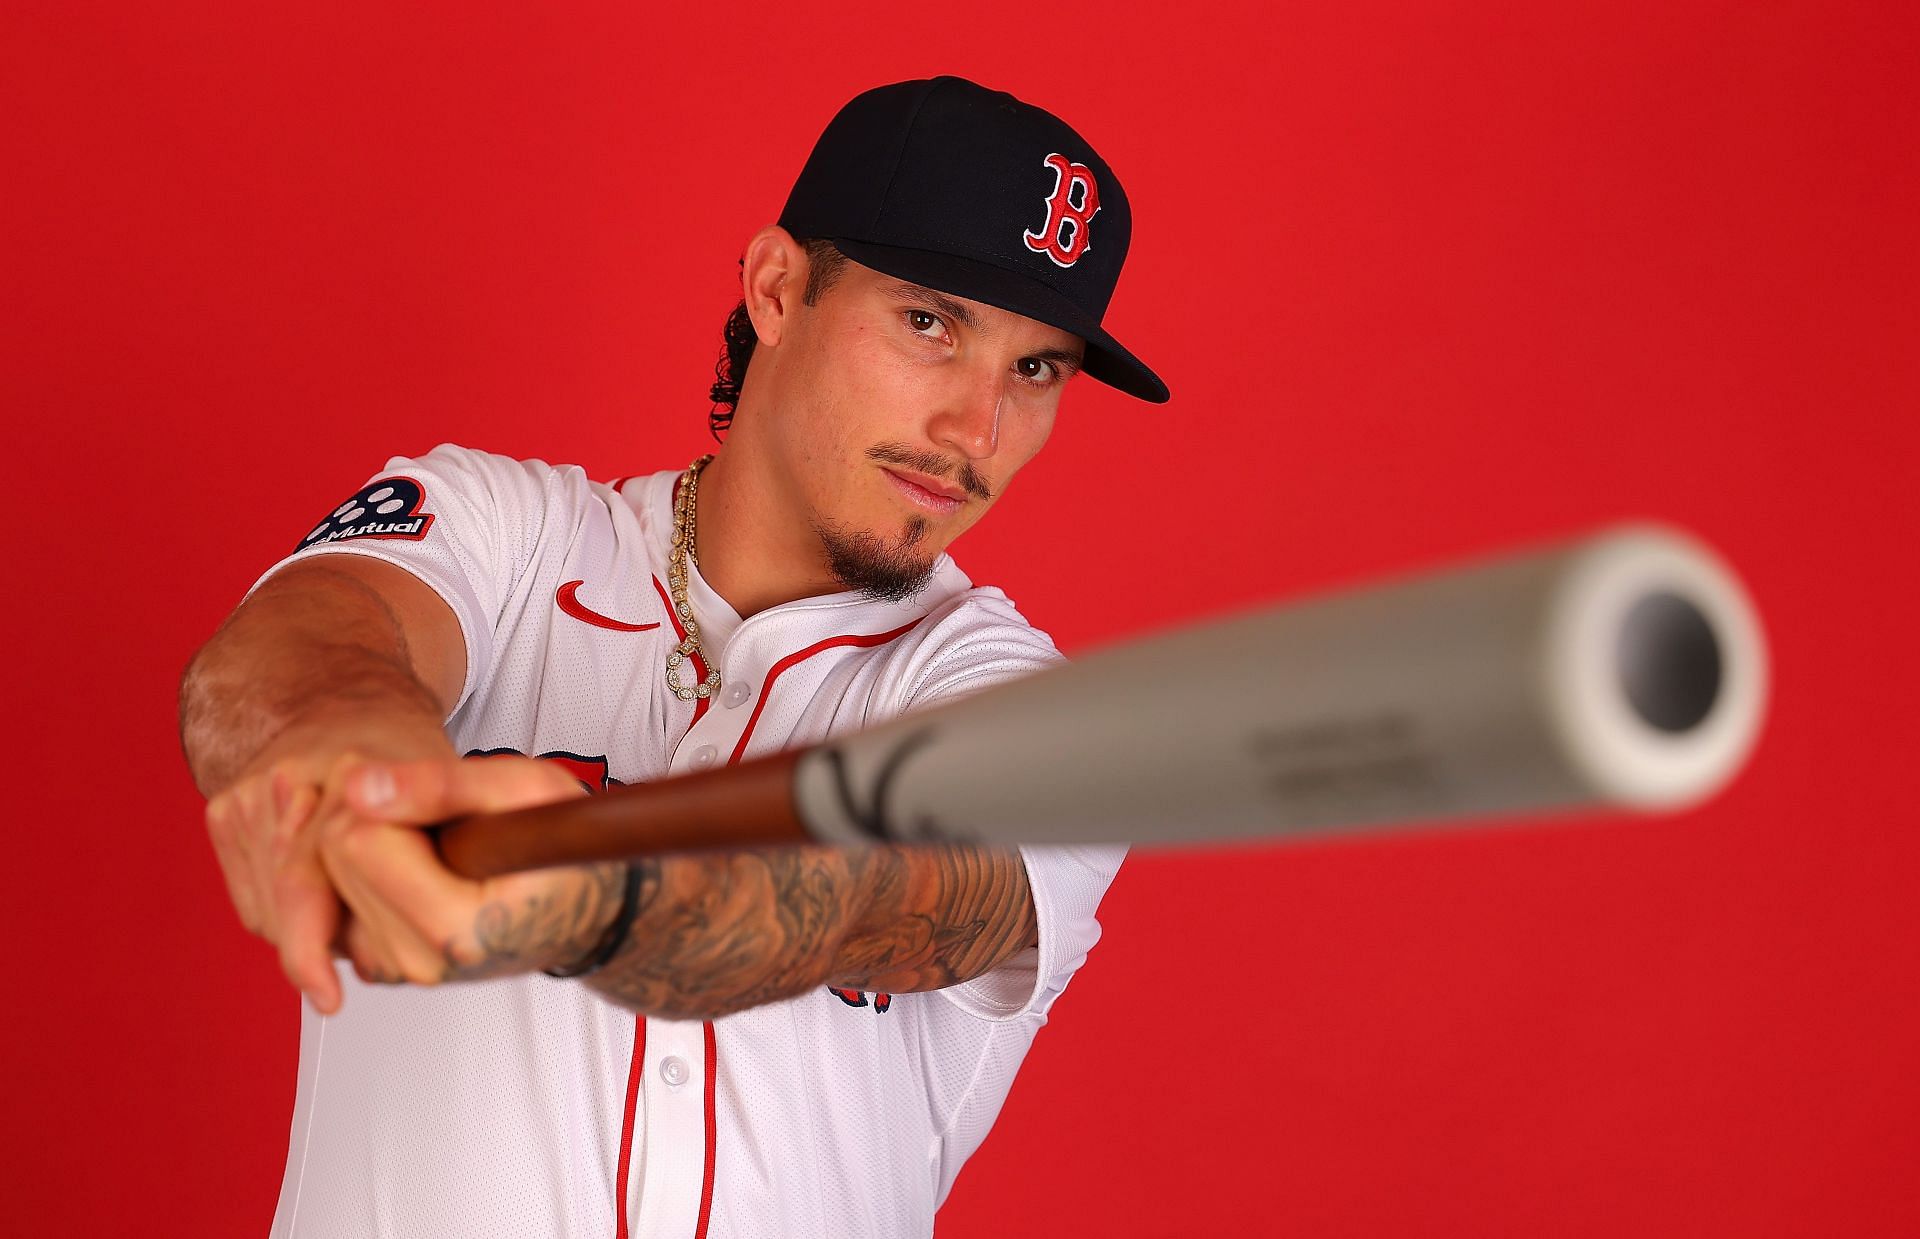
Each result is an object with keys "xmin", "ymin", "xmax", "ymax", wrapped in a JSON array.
[{"xmin": 756, "ymin": 252, "xmax": 1085, "ymax": 599}]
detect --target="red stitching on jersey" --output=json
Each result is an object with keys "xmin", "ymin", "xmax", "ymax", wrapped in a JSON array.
[
  {"xmin": 725, "ymin": 620, "xmax": 924, "ymax": 767},
  {"xmin": 694, "ymin": 1021, "xmax": 719, "ymax": 1239},
  {"xmin": 614, "ymin": 1017, "xmax": 647, "ymax": 1239}
]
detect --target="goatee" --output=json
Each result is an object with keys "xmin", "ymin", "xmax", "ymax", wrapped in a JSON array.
[{"xmin": 815, "ymin": 516, "xmax": 939, "ymax": 602}]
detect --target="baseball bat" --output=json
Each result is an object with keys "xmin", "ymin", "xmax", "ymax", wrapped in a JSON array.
[{"xmin": 435, "ymin": 523, "xmax": 1768, "ymax": 880}]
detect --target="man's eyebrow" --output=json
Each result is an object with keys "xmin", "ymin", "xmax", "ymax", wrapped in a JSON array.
[
  {"xmin": 883, "ymin": 280, "xmax": 1084, "ymax": 372},
  {"xmin": 883, "ymin": 281, "xmax": 983, "ymax": 332},
  {"xmin": 1027, "ymin": 346, "xmax": 1085, "ymax": 376}
]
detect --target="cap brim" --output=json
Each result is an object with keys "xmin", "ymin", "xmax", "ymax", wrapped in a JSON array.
[{"xmin": 827, "ymin": 239, "xmax": 1170, "ymax": 404}]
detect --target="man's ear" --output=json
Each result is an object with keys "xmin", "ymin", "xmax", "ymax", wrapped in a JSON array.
[{"xmin": 741, "ymin": 225, "xmax": 804, "ymax": 349}]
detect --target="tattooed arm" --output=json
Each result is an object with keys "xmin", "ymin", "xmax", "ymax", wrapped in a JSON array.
[{"xmin": 542, "ymin": 846, "xmax": 1038, "ymax": 1022}]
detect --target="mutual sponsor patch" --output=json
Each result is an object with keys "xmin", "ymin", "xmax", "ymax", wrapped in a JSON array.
[{"xmin": 297, "ymin": 476, "xmax": 435, "ymax": 551}]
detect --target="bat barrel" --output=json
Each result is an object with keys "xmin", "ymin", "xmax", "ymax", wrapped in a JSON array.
[
  {"xmin": 792, "ymin": 523, "xmax": 1769, "ymax": 850},
  {"xmin": 1617, "ymin": 591, "xmax": 1721, "ymax": 734},
  {"xmin": 1541, "ymin": 525, "xmax": 1766, "ymax": 812}
]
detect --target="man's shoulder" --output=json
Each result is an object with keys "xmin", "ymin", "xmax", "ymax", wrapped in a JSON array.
[
  {"xmin": 916, "ymin": 579, "xmax": 1045, "ymax": 638},
  {"xmin": 872, "ymin": 578, "xmax": 1064, "ymax": 710},
  {"xmin": 893, "ymin": 557, "xmax": 1055, "ymax": 649},
  {"xmin": 376, "ymin": 445, "xmax": 684, "ymax": 536}
]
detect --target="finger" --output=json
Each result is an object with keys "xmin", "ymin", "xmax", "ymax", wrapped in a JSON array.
[
  {"xmin": 243, "ymin": 765, "xmax": 321, "ymax": 943},
  {"xmin": 233, "ymin": 774, "xmax": 288, "ymax": 939},
  {"xmin": 204, "ymin": 793, "xmax": 263, "ymax": 935},
  {"xmin": 266, "ymin": 779, "xmax": 320, "ymax": 868},
  {"xmin": 323, "ymin": 814, "xmax": 476, "ymax": 982},
  {"xmin": 344, "ymin": 756, "xmax": 584, "ymax": 826},
  {"xmin": 327, "ymin": 915, "xmax": 380, "ymax": 980},
  {"xmin": 338, "ymin": 916, "xmax": 398, "ymax": 986},
  {"xmin": 269, "ymin": 777, "xmax": 336, "ymax": 1001},
  {"xmin": 321, "ymin": 756, "xmax": 586, "ymax": 983},
  {"xmin": 314, "ymin": 754, "xmax": 466, "ymax": 982},
  {"xmin": 273, "ymin": 839, "xmax": 346, "ymax": 1014}
]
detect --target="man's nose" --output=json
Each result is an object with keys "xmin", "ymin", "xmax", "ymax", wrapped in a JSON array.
[{"xmin": 929, "ymin": 370, "xmax": 1003, "ymax": 461}]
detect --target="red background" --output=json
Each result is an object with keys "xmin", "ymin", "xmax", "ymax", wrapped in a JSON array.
[{"xmin": 5, "ymin": 2, "xmax": 1917, "ymax": 1233}]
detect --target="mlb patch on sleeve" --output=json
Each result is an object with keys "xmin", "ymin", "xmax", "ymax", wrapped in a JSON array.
[{"xmin": 297, "ymin": 477, "xmax": 436, "ymax": 551}]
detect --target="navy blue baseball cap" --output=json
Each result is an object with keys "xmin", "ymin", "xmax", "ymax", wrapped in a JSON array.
[{"xmin": 779, "ymin": 76, "xmax": 1169, "ymax": 404}]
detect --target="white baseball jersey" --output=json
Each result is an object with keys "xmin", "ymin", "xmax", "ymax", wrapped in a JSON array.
[{"xmin": 253, "ymin": 444, "xmax": 1123, "ymax": 1239}]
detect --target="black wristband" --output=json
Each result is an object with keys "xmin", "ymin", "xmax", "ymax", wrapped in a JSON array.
[{"xmin": 543, "ymin": 862, "xmax": 642, "ymax": 980}]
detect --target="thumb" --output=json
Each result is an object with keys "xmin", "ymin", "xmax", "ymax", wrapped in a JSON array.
[
  {"xmin": 345, "ymin": 756, "xmax": 581, "ymax": 825},
  {"xmin": 344, "ymin": 760, "xmax": 408, "ymax": 818}
]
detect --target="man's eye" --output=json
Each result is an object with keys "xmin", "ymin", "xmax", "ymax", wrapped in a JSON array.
[
  {"xmin": 906, "ymin": 310, "xmax": 943, "ymax": 336},
  {"xmin": 1015, "ymin": 357, "xmax": 1057, "ymax": 384}
]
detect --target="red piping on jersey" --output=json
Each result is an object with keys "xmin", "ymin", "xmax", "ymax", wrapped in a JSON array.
[
  {"xmin": 660, "ymin": 619, "xmax": 923, "ymax": 1232},
  {"xmin": 694, "ymin": 1021, "xmax": 719, "ymax": 1239},
  {"xmin": 649, "ymin": 561, "xmax": 922, "ymax": 1235},
  {"xmin": 614, "ymin": 1018, "xmax": 647, "ymax": 1239},
  {"xmin": 725, "ymin": 620, "xmax": 925, "ymax": 767},
  {"xmin": 608, "ymin": 555, "xmax": 712, "ymax": 1236}
]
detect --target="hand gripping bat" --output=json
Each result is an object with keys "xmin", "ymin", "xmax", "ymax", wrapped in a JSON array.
[{"xmin": 435, "ymin": 523, "xmax": 1768, "ymax": 881}]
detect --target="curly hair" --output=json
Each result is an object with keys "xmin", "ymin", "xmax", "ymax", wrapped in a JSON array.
[{"xmin": 708, "ymin": 238, "xmax": 848, "ymax": 440}]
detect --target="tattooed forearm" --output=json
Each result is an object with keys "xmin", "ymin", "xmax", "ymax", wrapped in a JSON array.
[
  {"xmin": 582, "ymin": 848, "xmax": 855, "ymax": 1019},
  {"xmin": 833, "ymin": 845, "xmax": 1037, "ymax": 994},
  {"xmin": 577, "ymin": 845, "xmax": 1037, "ymax": 1021},
  {"xmin": 454, "ymin": 862, "xmax": 631, "ymax": 980}
]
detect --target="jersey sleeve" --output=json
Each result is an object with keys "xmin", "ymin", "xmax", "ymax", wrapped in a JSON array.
[
  {"xmin": 892, "ymin": 591, "xmax": 1128, "ymax": 1026},
  {"xmin": 248, "ymin": 443, "xmax": 567, "ymax": 716}
]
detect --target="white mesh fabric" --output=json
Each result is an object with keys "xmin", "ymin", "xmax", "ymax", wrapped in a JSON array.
[
  {"xmin": 250, "ymin": 447, "xmax": 1122, "ymax": 1238},
  {"xmin": 250, "ymin": 444, "xmax": 564, "ymax": 715}
]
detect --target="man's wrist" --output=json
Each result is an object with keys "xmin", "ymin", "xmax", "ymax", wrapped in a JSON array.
[
  {"xmin": 185, "ymin": 651, "xmax": 453, "ymax": 796},
  {"xmin": 543, "ymin": 861, "xmax": 643, "ymax": 978}
]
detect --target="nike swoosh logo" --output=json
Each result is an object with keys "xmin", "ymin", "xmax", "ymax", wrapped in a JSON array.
[{"xmin": 555, "ymin": 580, "xmax": 661, "ymax": 632}]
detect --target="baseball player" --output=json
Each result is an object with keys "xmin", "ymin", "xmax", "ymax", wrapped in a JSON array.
[{"xmin": 182, "ymin": 76, "xmax": 1169, "ymax": 1238}]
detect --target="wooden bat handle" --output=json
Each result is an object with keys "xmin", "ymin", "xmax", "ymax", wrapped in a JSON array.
[{"xmin": 434, "ymin": 749, "xmax": 811, "ymax": 880}]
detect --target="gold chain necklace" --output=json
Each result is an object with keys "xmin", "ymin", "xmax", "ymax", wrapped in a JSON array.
[{"xmin": 665, "ymin": 454, "xmax": 723, "ymax": 702}]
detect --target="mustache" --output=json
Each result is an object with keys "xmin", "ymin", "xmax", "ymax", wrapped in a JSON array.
[{"xmin": 865, "ymin": 443, "xmax": 994, "ymax": 502}]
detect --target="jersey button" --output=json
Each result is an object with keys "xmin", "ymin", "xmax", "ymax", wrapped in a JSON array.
[
  {"xmin": 722, "ymin": 681, "xmax": 752, "ymax": 709},
  {"xmin": 659, "ymin": 1056, "xmax": 690, "ymax": 1087},
  {"xmin": 692, "ymin": 744, "xmax": 719, "ymax": 768}
]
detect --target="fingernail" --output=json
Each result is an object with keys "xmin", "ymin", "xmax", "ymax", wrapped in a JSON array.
[{"xmin": 354, "ymin": 764, "xmax": 396, "ymax": 809}]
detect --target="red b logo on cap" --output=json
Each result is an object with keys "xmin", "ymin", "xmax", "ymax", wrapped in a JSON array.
[{"xmin": 1023, "ymin": 153, "xmax": 1101, "ymax": 268}]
